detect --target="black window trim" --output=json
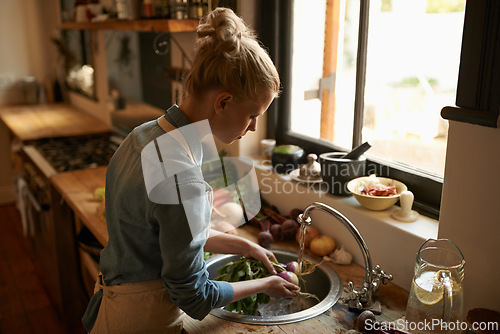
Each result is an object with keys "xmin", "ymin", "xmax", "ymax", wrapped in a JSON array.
[{"xmin": 441, "ymin": 0, "xmax": 500, "ymax": 127}]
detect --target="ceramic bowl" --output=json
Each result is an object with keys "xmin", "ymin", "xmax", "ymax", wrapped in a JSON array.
[
  {"xmin": 271, "ymin": 145, "xmax": 305, "ymax": 174},
  {"xmin": 347, "ymin": 176, "xmax": 407, "ymax": 211}
]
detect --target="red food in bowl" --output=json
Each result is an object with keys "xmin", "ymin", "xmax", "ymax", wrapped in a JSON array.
[{"xmin": 361, "ymin": 184, "xmax": 397, "ymax": 197}]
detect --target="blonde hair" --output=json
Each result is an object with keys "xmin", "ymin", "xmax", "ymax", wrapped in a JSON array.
[{"xmin": 183, "ymin": 7, "xmax": 280, "ymax": 100}]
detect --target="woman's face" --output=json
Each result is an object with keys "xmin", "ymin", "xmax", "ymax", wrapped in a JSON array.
[{"xmin": 213, "ymin": 92, "xmax": 275, "ymax": 144}]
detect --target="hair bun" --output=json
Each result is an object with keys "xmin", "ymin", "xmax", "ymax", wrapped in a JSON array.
[
  {"xmin": 196, "ymin": 7, "xmax": 252, "ymax": 56},
  {"xmin": 184, "ymin": 7, "xmax": 280, "ymax": 100}
]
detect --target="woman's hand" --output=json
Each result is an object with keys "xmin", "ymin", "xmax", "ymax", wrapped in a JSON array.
[
  {"xmin": 205, "ymin": 230, "xmax": 278, "ymax": 275},
  {"xmin": 261, "ymin": 276, "xmax": 300, "ymax": 299},
  {"xmin": 230, "ymin": 275, "xmax": 299, "ymax": 303},
  {"xmin": 242, "ymin": 242, "xmax": 278, "ymax": 275}
]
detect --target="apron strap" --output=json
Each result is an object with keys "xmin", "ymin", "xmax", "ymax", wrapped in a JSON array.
[
  {"xmin": 157, "ymin": 115, "xmax": 197, "ymax": 165},
  {"xmin": 96, "ymin": 272, "xmax": 164, "ymax": 294}
]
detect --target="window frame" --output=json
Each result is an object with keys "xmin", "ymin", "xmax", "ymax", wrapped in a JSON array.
[
  {"xmin": 259, "ymin": 0, "xmax": 446, "ymax": 219},
  {"xmin": 441, "ymin": 0, "xmax": 500, "ymax": 127}
]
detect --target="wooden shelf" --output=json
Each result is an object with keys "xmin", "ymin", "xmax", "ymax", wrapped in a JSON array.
[{"xmin": 60, "ymin": 19, "xmax": 199, "ymax": 33}]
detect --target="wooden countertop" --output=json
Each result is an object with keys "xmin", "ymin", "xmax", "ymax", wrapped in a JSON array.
[
  {"xmin": 0, "ymin": 103, "xmax": 110, "ymax": 141},
  {"xmin": 50, "ymin": 167, "xmax": 409, "ymax": 333},
  {"xmin": 51, "ymin": 167, "xmax": 109, "ymax": 247}
]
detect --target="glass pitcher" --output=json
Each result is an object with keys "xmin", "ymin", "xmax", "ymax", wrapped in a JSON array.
[{"xmin": 405, "ymin": 239, "xmax": 465, "ymax": 333}]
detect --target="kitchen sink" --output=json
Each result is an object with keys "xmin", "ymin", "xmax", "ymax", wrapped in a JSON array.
[{"xmin": 206, "ymin": 248, "xmax": 343, "ymax": 325}]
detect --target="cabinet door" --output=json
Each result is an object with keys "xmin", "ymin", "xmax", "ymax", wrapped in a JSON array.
[
  {"xmin": 50, "ymin": 186, "xmax": 88, "ymax": 320},
  {"xmin": 31, "ymin": 206, "xmax": 61, "ymax": 306}
]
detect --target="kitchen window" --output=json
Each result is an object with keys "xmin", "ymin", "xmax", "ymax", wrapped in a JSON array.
[{"xmin": 265, "ymin": 0, "xmax": 466, "ymax": 218}]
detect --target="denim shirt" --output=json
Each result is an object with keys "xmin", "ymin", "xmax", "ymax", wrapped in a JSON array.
[{"xmin": 82, "ymin": 105, "xmax": 233, "ymax": 332}]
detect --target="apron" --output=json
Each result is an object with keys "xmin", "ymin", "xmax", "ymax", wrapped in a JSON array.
[
  {"xmin": 90, "ymin": 274, "xmax": 184, "ymax": 334},
  {"xmin": 90, "ymin": 116, "xmax": 197, "ymax": 334}
]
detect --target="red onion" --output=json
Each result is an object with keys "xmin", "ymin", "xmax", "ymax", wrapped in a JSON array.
[
  {"xmin": 286, "ymin": 261, "xmax": 299, "ymax": 274},
  {"xmin": 278, "ymin": 271, "xmax": 299, "ymax": 285}
]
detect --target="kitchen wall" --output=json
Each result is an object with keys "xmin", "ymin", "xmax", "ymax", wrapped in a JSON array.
[
  {"xmin": 439, "ymin": 120, "xmax": 500, "ymax": 312},
  {"xmin": 0, "ymin": 1, "xmax": 59, "ymax": 88},
  {"xmin": 0, "ymin": 0, "xmax": 60, "ymax": 205}
]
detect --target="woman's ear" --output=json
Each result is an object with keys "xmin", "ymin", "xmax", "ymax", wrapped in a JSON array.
[{"xmin": 214, "ymin": 91, "xmax": 233, "ymax": 115}]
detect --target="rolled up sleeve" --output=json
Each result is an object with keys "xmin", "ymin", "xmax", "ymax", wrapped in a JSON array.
[{"xmin": 153, "ymin": 197, "xmax": 234, "ymax": 320}]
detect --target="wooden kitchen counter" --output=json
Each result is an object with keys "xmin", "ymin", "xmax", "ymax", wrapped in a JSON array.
[
  {"xmin": 50, "ymin": 167, "xmax": 409, "ymax": 333},
  {"xmin": 0, "ymin": 103, "xmax": 109, "ymax": 141},
  {"xmin": 51, "ymin": 166, "xmax": 109, "ymax": 247}
]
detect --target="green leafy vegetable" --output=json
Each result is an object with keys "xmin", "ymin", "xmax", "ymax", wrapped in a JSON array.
[
  {"xmin": 215, "ymin": 257, "xmax": 321, "ymax": 316},
  {"xmin": 215, "ymin": 258, "xmax": 283, "ymax": 316}
]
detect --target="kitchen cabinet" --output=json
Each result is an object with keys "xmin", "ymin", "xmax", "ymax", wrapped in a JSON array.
[
  {"xmin": 0, "ymin": 103, "xmax": 111, "ymax": 322},
  {"xmin": 51, "ymin": 167, "xmax": 108, "ymax": 298}
]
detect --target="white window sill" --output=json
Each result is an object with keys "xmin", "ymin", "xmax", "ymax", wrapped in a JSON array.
[{"xmin": 251, "ymin": 158, "xmax": 438, "ymax": 291}]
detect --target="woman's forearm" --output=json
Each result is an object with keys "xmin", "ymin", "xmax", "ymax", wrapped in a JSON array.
[
  {"xmin": 230, "ymin": 278, "xmax": 268, "ymax": 302},
  {"xmin": 204, "ymin": 229, "xmax": 252, "ymax": 255},
  {"xmin": 205, "ymin": 229, "xmax": 278, "ymax": 275}
]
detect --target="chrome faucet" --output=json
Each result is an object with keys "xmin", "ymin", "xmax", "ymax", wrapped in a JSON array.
[{"xmin": 297, "ymin": 202, "xmax": 392, "ymax": 310}]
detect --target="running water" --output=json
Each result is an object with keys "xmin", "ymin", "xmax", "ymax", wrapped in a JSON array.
[
  {"xmin": 297, "ymin": 223, "xmax": 307, "ymax": 274},
  {"xmin": 257, "ymin": 223, "xmax": 319, "ymax": 316},
  {"xmin": 295, "ymin": 223, "xmax": 308, "ymax": 310}
]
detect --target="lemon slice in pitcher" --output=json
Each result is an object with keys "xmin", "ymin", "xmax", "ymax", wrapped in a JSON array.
[{"xmin": 413, "ymin": 271, "xmax": 443, "ymax": 305}]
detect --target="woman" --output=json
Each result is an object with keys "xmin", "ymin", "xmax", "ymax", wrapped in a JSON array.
[{"xmin": 82, "ymin": 7, "xmax": 299, "ymax": 333}]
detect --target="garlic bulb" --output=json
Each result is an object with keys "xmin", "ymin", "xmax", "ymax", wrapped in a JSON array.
[{"xmin": 330, "ymin": 245, "xmax": 353, "ymax": 265}]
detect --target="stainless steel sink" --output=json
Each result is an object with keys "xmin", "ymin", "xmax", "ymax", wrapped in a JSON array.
[{"xmin": 206, "ymin": 249, "xmax": 343, "ymax": 325}]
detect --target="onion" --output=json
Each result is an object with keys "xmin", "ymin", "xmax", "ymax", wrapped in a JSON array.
[
  {"xmin": 286, "ymin": 261, "xmax": 299, "ymax": 274},
  {"xmin": 310, "ymin": 235, "xmax": 336, "ymax": 257},
  {"xmin": 355, "ymin": 310, "xmax": 376, "ymax": 332},
  {"xmin": 278, "ymin": 271, "xmax": 299, "ymax": 285},
  {"xmin": 295, "ymin": 225, "xmax": 320, "ymax": 248}
]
